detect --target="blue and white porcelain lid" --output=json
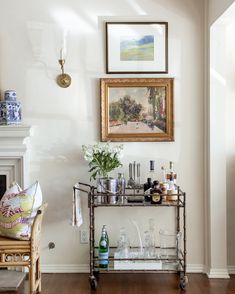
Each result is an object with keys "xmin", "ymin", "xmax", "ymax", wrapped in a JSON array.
[{"xmin": 4, "ymin": 90, "xmax": 17, "ymax": 101}]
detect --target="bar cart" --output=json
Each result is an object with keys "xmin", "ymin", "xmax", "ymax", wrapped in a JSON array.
[{"xmin": 74, "ymin": 183, "xmax": 187, "ymax": 290}]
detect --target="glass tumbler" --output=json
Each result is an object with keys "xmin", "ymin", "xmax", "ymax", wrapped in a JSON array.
[{"xmin": 159, "ymin": 229, "xmax": 181, "ymax": 259}]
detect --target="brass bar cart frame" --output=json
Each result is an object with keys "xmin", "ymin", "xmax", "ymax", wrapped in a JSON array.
[{"xmin": 74, "ymin": 183, "xmax": 187, "ymax": 290}]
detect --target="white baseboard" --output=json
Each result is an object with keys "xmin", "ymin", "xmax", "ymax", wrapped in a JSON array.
[
  {"xmin": 41, "ymin": 264, "xmax": 89, "ymax": 273},
  {"xmin": 207, "ymin": 268, "xmax": 230, "ymax": 279},
  {"xmin": 228, "ymin": 266, "xmax": 235, "ymax": 274},
  {"xmin": 41, "ymin": 264, "xmax": 205, "ymax": 274},
  {"xmin": 187, "ymin": 264, "xmax": 205, "ymax": 273}
]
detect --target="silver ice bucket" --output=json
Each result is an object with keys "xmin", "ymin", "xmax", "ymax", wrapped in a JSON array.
[{"xmin": 97, "ymin": 177, "xmax": 118, "ymax": 204}]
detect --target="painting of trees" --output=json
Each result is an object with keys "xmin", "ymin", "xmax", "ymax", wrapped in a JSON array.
[
  {"xmin": 109, "ymin": 95, "xmax": 142, "ymax": 123},
  {"xmin": 101, "ymin": 78, "xmax": 174, "ymax": 142},
  {"xmin": 147, "ymin": 86, "xmax": 165, "ymax": 120}
]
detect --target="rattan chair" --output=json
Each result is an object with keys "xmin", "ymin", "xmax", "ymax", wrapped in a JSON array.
[{"xmin": 0, "ymin": 203, "xmax": 48, "ymax": 294}]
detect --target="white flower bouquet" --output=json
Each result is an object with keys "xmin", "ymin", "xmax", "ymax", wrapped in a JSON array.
[{"xmin": 82, "ymin": 142, "xmax": 123, "ymax": 180}]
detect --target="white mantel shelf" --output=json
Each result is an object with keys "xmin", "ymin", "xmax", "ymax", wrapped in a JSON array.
[
  {"xmin": 0, "ymin": 124, "xmax": 32, "ymax": 155},
  {"xmin": 0, "ymin": 124, "xmax": 32, "ymax": 138}
]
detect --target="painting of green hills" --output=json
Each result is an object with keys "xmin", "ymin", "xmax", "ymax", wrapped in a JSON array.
[{"xmin": 120, "ymin": 35, "xmax": 154, "ymax": 61}]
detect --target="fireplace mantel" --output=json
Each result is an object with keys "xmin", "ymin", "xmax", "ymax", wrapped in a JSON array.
[
  {"xmin": 0, "ymin": 124, "xmax": 32, "ymax": 189},
  {"xmin": 0, "ymin": 125, "xmax": 32, "ymax": 154}
]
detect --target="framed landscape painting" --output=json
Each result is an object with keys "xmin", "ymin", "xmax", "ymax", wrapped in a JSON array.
[
  {"xmin": 106, "ymin": 22, "xmax": 168, "ymax": 74},
  {"xmin": 100, "ymin": 78, "xmax": 174, "ymax": 142}
]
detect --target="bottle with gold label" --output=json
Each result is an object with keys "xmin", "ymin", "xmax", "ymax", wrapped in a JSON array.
[{"xmin": 150, "ymin": 180, "xmax": 162, "ymax": 204}]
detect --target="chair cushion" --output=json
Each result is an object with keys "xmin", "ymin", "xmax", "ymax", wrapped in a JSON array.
[{"xmin": 0, "ymin": 181, "xmax": 42, "ymax": 240}]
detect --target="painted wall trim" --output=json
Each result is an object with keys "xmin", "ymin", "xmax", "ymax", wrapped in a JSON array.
[
  {"xmin": 41, "ymin": 264, "xmax": 205, "ymax": 274},
  {"xmin": 207, "ymin": 268, "xmax": 230, "ymax": 279},
  {"xmin": 228, "ymin": 266, "xmax": 235, "ymax": 274},
  {"xmin": 42, "ymin": 264, "xmax": 235, "ymax": 276},
  {"xmin": 41, "ymin": 264, "xmax": 90, "ymax": 273}
]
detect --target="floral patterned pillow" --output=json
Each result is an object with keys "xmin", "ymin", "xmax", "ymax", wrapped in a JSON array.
[{"xmin": 0, "ymin": 181, "xmax": 43, "ymax": 240}]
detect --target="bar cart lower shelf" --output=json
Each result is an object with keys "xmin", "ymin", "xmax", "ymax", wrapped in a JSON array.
[
  {"xmin": 90, "ymin": 249, "xmax": 187, "ymax": 290},
  {"xmin": 74, "ymin": 183, "xmax": 187, "ymax": 291}
]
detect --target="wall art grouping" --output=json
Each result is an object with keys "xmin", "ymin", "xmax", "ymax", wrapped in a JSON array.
[{"xmin": 102, "ymin": 21, "xmax": 173, "ymax": 142}]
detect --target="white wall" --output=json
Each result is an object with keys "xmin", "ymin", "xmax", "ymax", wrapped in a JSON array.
[
  {"xmin": 209, "ymin": 0, "xmax": 235, "ymax": 25},
  {"xmin": 0, "ymin": 0, "xmax": 205, "ymax": 271},
  {"xmin": 209, "ymin": 23, "xmax": 228, "ymax": 277},
  {"xmin": 226, "ymin": 19, "xmax": 235, "ymax": 268},
  {"xmin": 208, "ymin": 0, "xmax": 235, "ymax": 276}
]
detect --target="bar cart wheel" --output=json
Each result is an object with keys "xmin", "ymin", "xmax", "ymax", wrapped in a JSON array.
[
  {"xmin": 89, "ymin": 275, "xmax": 98, "ymax": 290},
  {"xmin": 179, "ymin": 273, "xmax": 188, "ymax": 290},
  {"xmin": 93, "ymin": 270, "xmax": 100, "ymax": 281}
]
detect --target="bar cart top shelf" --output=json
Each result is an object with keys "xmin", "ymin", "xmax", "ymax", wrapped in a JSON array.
[{"xmin": 88, "ymin": 185, "xmax": 185, "ymax": 208}]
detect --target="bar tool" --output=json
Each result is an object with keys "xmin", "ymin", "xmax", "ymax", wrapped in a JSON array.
[{"xmin": 127, "ymin": 163, "xmax": 135, "ymax": 188}]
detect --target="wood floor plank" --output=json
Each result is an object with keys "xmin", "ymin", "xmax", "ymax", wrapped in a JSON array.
[{"xmin": 39, "ymin": 273, "xmax": 235, "ymax": 294}]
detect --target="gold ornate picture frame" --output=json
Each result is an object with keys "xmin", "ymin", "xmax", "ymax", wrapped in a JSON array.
[{"xmin": 100, "ymin": 78, "xmax": 174, "ymax": 142}]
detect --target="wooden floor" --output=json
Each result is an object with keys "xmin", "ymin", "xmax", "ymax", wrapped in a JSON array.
[{"xmin": 39, "ymin": 273, "xmax": 235, "ymax": 294}]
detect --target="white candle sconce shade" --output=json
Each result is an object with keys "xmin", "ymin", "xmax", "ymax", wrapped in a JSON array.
[{"xmin": 57, "ymin": 50, "xmax": 72, "ymax": 88}]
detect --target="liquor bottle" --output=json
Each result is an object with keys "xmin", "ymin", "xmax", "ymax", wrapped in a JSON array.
[
  {"xmin": 99, "ymin": 225, "xmax": 109, "ymax": 269},
  {"xmin": 148, "ymin": 160, "xmax": 155, "ymax": 180},
  {"xmin": 168, "ymin": 173, "xmax": 175, "ymax": 190},
  {"xmin": 144, "ymin": 178, "xmax": 152, "ymax": 202},
  {"xmin": 161, "ymin": 166, "xmax": 166, "ymax": 183},
  {"xmin": 166, "ymin": 161, "xmax": 177, "ymax": 184},
  {"xmin": 167, "ymin": 173, "xmax": 177, "ymax": 201},
  {"xmin": 150, "ymin": 180, "xmax": 162, "ymax": 204},
  {"xmin": 159, "ymin": 166, "xmax": 168, "ymax": 198}
]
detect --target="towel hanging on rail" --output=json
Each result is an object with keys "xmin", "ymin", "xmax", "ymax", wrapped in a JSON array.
[{"xmin": 72, "ymin": 183, "xmax": 83, "ymax": 227}]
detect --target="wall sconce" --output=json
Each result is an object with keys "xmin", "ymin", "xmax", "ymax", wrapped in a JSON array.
[{"xmin": 57, "ymin": 49, "xmax": 71, "ymax": 88}]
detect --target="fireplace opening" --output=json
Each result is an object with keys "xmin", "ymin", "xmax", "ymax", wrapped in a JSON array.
[{"xmin": 0, "ymin": 175, "xmax": 6, "ymax": 200}]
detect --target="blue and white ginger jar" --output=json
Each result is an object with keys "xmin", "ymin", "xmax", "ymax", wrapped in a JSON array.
[{"xmin": 0, "ymin": 90, "xmax": 22, "ymax": 125}]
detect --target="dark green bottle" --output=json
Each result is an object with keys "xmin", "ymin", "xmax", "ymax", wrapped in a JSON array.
[{"xmin": 99, "ymin": 225, "xmax": 109, "ymax": 269}]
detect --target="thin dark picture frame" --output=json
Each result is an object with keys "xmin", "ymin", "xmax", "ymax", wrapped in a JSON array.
[{"xmin": 106, "ymin": 22, "xmax": 168, "ymax": 74}]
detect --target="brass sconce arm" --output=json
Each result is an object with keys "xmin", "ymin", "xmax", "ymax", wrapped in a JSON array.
[{"xmin": 57, "ymin": 58, "xmax": 72, "ymax": 88}]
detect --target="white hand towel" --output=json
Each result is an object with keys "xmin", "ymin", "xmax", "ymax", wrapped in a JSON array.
[{"xmin": 72, "ymin": 183, "xmax": 83, "ymax": 227}]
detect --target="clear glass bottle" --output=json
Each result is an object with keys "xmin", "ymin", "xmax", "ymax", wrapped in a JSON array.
[
  {"xmin": 166, "ymin": 161, "xmax": 177, "ymax": 184},
  {"xmin": 99, "ymin": 225, "xmax": 109, "ymax": 269},
  {"xmin": 116, "ymin": 227, "xmax": 130, "ymax": 260},
  {"xmin": 159, "ymin": 166, "xmax": 168, "ymax": 200},
  {"xmin": 148, "ymin": 218, "xmax": 156, "ymax": 257},
  {"xmin": 161, "ymin": 166, "xmax": 166, "ymax": 183}
]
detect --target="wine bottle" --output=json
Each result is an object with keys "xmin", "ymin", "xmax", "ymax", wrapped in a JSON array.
[
  {"xmin": 148, "ymin": 160, "xmax": 155, "ymax": 180},
  {"xmin": 150, "ymin": 180, "xmax": 162, "ymax": 204},
  {"xmin": 144, "ymin": 177, "xmax": 152, "ymax": 202},
  {"xmin": 99, "ymin": 225, "xmax": 109, "ymax": 269}
]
